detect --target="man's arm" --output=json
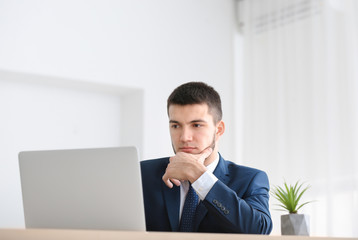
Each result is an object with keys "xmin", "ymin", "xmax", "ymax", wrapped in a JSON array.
[{"xmin": 202, "ymin": 170, "xmax": 272, "ymax": 234}]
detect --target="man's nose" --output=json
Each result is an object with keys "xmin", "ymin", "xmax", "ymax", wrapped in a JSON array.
[{"xmin": 180, "ymin": 127, "xmax": 192, "ymax": 142}]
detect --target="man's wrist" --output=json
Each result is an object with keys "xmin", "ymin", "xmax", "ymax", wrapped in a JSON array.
[{"xmin": 191, "ymin": 171, "xmax": 218, "ymax": 200}]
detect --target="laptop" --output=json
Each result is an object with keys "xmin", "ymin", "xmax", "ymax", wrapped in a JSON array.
[{"xmin": 18, "ymin": 146, "xmax": 146, "ymax": 231}]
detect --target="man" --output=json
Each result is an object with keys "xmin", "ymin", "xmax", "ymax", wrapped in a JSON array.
[{"xmin": 140, "ymin": 82, "xmax": 272, "ymax": 234}]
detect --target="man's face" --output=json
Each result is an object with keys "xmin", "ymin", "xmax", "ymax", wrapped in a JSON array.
[{"xmin": 168, "ymin": 103, "xmax": 220, "ymax": 155}]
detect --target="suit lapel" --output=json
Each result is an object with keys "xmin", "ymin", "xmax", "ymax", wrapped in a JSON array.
[
  {"xmin": 193, "ymin": 201, "xmax": 207, "ymax": 231},
  {"xmin": 161, "ymin": 181, "xmax": 180, "ymax": 231},
  {"xmin": 213, "ymin": 154, "xmax": 230, "ymax": 184},
  {"xmin": 193, "ymin": 154, "xmax": 229, "ymax": 231}
]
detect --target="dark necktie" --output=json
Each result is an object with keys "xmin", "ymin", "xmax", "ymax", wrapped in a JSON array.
[{"xmin": 179, "ymin": 184, "xmax": 199, "ymax": 232}]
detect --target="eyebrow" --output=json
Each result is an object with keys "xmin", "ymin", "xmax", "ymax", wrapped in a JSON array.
[{"xmin": 169, "ymin": 119, "xmax": 207, "ymax": 124}]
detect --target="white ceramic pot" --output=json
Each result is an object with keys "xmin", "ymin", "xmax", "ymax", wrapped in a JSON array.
[{"xmin": 281, "ymin": 214, "xmax": 310, "ymax": 236}]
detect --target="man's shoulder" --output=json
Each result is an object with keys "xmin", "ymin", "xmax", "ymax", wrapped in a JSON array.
[
  {"xmin": 141, "ymin": 157, "xmax": 169, "ymax": 166},
  {"xmin": 221, "ymin": 158, "xmax": 267, "ymax": 177},
  {"xmin": 140, "ymin": 157, "xmax": 170, "ymax": 173},
  {"xmin": 220, "ymin": 158, "xmax": 270, "ymax": 192},
  {"xmin": 140, "ymin": 157, "xmax": 170, "ymax": 184}
]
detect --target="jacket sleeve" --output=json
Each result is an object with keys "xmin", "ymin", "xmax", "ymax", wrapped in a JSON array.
[{"xmin": 203, "ymin": 171, "xmax": 272, "ymax": 234}]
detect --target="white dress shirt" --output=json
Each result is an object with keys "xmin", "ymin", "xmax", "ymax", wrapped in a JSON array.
[{"xmin": 179, "ymin": 153, "xmax": 219, "ymax": 220}]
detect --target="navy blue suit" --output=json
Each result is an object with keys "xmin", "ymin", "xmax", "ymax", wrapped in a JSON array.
[{"xmin": 140, "ymin": 154, "xmax": 272, "ymax": 234}]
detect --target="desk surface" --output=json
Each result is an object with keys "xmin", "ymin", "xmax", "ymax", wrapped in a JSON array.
[{"xmin": 0, "ymin": 229, "xmax": 356, "ymax": 240}]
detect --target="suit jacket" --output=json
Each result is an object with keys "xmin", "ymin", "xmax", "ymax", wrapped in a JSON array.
[{"xmin": 140, "ymin": 154, "xmax": 272, "ymax": 234}]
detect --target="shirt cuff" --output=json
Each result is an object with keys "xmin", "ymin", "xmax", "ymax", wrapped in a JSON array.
[{"xmin": 192, "ymin": 171, "xmax": 218, "ymax": 200}]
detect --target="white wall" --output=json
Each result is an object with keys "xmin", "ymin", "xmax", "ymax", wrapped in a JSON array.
[
  {"xmin": 0, "ymin": 71, "xmax": 142, "ymax": 227},
  {"xmin": 0, "ymin": 0, "xmax": 235, "ymax": 228},
  {"xmin": 0, "ymin": 0, "xmax": 235, "ymax": 158}
]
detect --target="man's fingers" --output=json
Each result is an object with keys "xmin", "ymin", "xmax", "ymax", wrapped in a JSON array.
[
  {"xmin": 162, "ymin": 174, "xmax": 181, "ymax": 188},
  {"xmin": 198, "ymin": 147, "xmax": 213, "ymax": 164},
  {"xmin": 171, "ymin": 178, "xmax": 181, "ymax": 187},
  {"xmin": 202, "ymin": 147, "xmax": 213, "ymax": 158},
  {"xmin": 162, "ymin": 174, "xmax": 173, "ymax": 188}
]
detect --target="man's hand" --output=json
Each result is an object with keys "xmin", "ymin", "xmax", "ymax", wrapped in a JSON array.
[{"xmin": 162, "ymin": 147, "xmax": 213, "ymax": 188}]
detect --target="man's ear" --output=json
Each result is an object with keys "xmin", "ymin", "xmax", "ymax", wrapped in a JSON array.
[{"xmin": 215, "ymin": 120, "xmax": 225, "ymax": 138}]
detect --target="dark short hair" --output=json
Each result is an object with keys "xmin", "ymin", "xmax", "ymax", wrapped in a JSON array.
[{"xmin": 167, "ymin": 82, "xmax": 222, "ymax": 123}]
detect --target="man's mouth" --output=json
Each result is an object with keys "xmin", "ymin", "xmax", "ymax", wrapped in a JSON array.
[{"xmin": 179, "ymin": 147, "xmax": 197, "ymax": 153}]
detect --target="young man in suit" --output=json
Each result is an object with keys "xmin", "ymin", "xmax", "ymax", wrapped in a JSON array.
[{"xmin": 140, "ymin": 82, "xmax": 272, "ymax": 234}]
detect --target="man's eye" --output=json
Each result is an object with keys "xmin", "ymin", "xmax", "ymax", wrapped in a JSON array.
[
  {"xmin": 193, "ymin": 124, "xmax": 202, "ymax": 128},
  {"xmin": 171, "ymin": 124, "xmax": 179, "ymax": 129}
]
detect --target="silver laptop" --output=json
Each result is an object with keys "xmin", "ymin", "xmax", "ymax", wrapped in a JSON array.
[{"xmin": 18, "ymin": 146, "xmax": 146, "ymax": 231}]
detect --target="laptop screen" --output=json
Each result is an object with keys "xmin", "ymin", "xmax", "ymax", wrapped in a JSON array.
[{"xmin": 19, "ymin": 146, "xmax": 145, "ymax": 231}]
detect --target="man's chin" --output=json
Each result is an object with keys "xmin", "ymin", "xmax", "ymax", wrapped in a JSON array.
[{"xmin": 180, "ymin": 150, "xmax": 197, "ymax": 154}]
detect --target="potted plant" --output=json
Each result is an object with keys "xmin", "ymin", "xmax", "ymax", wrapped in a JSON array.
[{"xmin": 271, "ymin": 180, "xmax": 313, "ymax": 236}]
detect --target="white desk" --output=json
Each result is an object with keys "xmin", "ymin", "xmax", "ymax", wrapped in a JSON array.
[{"xmin": 0, "ymin": 229, "xmax": 355, "ymax": 240}]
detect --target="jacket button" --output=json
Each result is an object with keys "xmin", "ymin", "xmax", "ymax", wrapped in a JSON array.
[
  {"xmin": 213, "ymin": 199, "xmax": 218, "ymax": 204},
  {"xmin": 224, "ymin": 210, "xmax": 229, "ymax": 215}
]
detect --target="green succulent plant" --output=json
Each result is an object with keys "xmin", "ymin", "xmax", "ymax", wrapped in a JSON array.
[{"xmin": 271, "ymin": 180, "xmax": 313, "ymax": 214}]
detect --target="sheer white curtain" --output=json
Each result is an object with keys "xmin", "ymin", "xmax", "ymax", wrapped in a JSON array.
[{"xmin": 235, "ymin": 0, "xmax": 358, "ymax": 237}]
